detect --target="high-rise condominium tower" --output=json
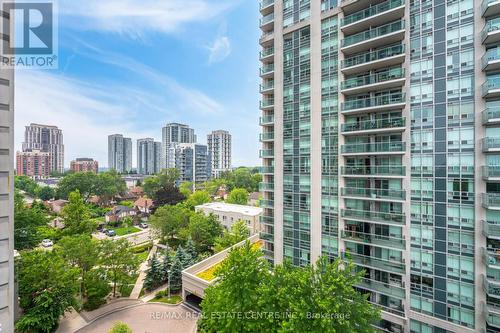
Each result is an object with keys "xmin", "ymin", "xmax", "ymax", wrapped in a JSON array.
[
  {"xmin": 259, "ymin": 1, "xmax": 496, "ymax": 332},
  {"xmin": 0, "ymin": 2, "xmax": 14, "ymax": 330},
  {"xmin": 22, "ymin": 123, "xmax": 64, "ymax": 173},
  {"xmin": 161, "ymin": 123, "xmax": 196, "ymax": 168},
  {"xmin": 175, "ymin": 143, "xmax": 211, "ymax": 185},
  {"xmin": 108, "ymin": 134, "xmax": 132, "ymax": 173},
  {"xmin": 207, "ymin": 130, "xmax": 232, "ymax": 177},
  {"xmin": 137, "ymin": 138, "xmax": 162, "ymax": 175}
]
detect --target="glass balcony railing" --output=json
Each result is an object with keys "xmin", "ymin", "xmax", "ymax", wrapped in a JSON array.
[
  {"xmin": 341, "ymin": 0, "xmax": 404, "ymax": 27},
  {"xmin": 345, "ymin": 252, "xmax": 405, "ymax": 274},
  {"xmin": 259, "ymin": 182, "xmax": 274, "ymax": 191},
  {"xmin": 260, "ymin": 63, "xmax": 274, "ymax": 75},
  {"xmin": 260, "ymin": 132, "xmax": 274, "ymax": 141},
  {"xmin": 341, "ymin": 187, "xmax": 406, "ymax": 200},
  {"xmin": 482, "ymin": 17, "xmax": 500, "ymax": 41},
  {"xmin": 341, "ymin": 141, "xmax": 405, "ymax": 154},
  {"xmin": 259, "ymin": 166, "xmax": 274, "ymax": 173},
  {"xmin": 342, "ymin": 92, "xmax": 405, "ymax": 111},
  {"xmin": 483, "ymin": 108, "xmax": 500, "ymax": 124},
  {"xmin": 260, "ymin": 231, "xmax": 274, "ymax": 242},
  {"xmin": 341, "ymin": 44, "xmax": 404, "ymax": 69},
  {"xmin": 341, "ymin": 68, "xmax": 404, "ymax": 90},
  {"xmin": 341, "ymin": 20, "xmax": 404, "ymax": 48},
  {"xmin": 260, "ymin": 149, "xmax": 274, "ymax": 158},
  {"xmin": 483, "ymin": 193, "xmax": 500, "ymax": 209},
  {"xmin": 483, "ymin": 0, "xmax": 500, "ymax": 15},
  {"xmin": 260, "ymin": 47, "xmax": 274, "ymax": 59},
  {"xmin": 483, "ymin": 166, "xmax": 500, "ymax": 179},
  {"xmin": 342, "ymin": 230, "xmax": 406, "ymax": 250},
  {"xmin": 260, "ymin": 199, "xmax": 274, "ymax": 208},
  {"xmin": 482, "ymin": 48, "xmax": 500, "ymax": 68},
  {"xmin": 260, "ymin": 215, "xmax": 274, "ymax": 224},
  {"xmin": 260, "ymin": 98, "xmax": 274, "ymax": 108},
  {"xmin": 341, "ymin": 209, "xmax": 405, "ymax": 224},
  {"xmin": 484, "ymin": 220, "xmax": 500, "ymax": 239},
  {"xmin": 342, "ymin": 117, "xmax": 405, "ymax": 133},
  {"xmin": 356, "ymin": 277, "xmax": 406, "ymax": 299},
  {"xmin": 483, "ymin": 138, "xmax": 500, "ymax": 151},
  {"xmin": 341, "ymin": 165, "xmax": 405, "ymax": 176},
  {"xmin": 482, "ymin": 77, "xmax": 500, "ymax": 95},
  {"xmin": 260, "ymin": 115, "xmax": 274, "ymax": 125},
  {"xmin": 260, "ymin": 81, "xmax": 274, "ymax": 92},
  {"xmin": 260, "ymin": 13, "xmax": 275, "ymax": 27},
  {"xmin": 260, "ymin": 0, "xmax": 274, "ymax": 10},
  {"xmin": 484, "ymin": 248, "xmax": 500, "ymax": 269}
]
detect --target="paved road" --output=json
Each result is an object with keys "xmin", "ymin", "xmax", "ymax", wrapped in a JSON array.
[
  {"xmin": 93, "ymin": 229, "xmax": 152, "ymax": 246},
  {"xmin": 76, "ymin": 304, "xmax": 198, "ymax": 333}
]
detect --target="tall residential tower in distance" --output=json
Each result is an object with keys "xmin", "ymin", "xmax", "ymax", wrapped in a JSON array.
[
  {"xmin": 22, "ymin": 123, "xmax": 64, "ymax": 173},
  {"xmin": 175, "ymin": 143, "xmax": 211, "ymax": 185},
  {"xmin": 137, "ymin": 138, "xmax": 162, "ymax": 175},
  {"xmin": 161, "ymin": 122, "xmax": 196, "ymax": 168},
  {"xmin": 207, "ymin": 130, "xmax": 232, "ymax": 177},
  {"xmin": 259, "ymin": 1, "xmax": 493, "ymax": 332},
  {"xmin": 0, "ymin": 3, "xmax": 14, "ymax": 330},
  {"xmin": 108, "ymin": 134, "xmax": 132, "ymax": 173}
]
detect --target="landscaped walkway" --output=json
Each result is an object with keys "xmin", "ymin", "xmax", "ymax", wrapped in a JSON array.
[{"xmin": 129, "ymin": 245, "xmax": 158, "ymax": 299}]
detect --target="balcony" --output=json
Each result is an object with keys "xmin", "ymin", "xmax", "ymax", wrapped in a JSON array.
[
  {"xmin": 259, "ymin": 0, "xmax": 274, "ymax": 15},
  {"xmin": 260, "ymin": 63, "xmax": 274, "ymax": 78},
  {"xmin": 483, "ymin": 138, "xmax": 500, "ymax": 153},
  {"xmin": 341, "ymin": 208, "xmax": 405, "ymax": 225},
  {"xmin": 484, "ymin": 301, "xmax": 500, "ymax": 329},
  {"xmin": 260, "ymin": 214, "xmax": 274, "ymax": 225},
  {"xmin": 341, "ymin": 44, "xmax": 405, "ymax": 75},
  {"xmin": 260, "ymin": 199, "xmax": 274, "ymax": 209},
  {"xmin": 484, "ymin": 0, "xmax": 500, "ymax": 17},
  {"xmin": 483, "ymin": 166, "xmax": 500, "ymax": 181},
  {"xmin": 484, "ymin": 220, "xmax": 500, "ymax": 240},
  {"xmin": 482, "ymin": 77, "xmax": 500, "ymax": 98},
  {"xmin": 260, "ymin": 231, "xmax": 274, "ymax": 242},
  {"xmin": 483, "ymin": 48, "xmax": 500, "ymax": 72},
  {"xmin": 260, "ymin": 132, "xmax": 274, "ymax": 142},
  {"xmin": 341, "ymin": 20, "xmax": 405, "ymax": 54},
  {"xmin": 341, "ymin": 165, "xmax": 405, "ymax": 177},
  {"xmin": 483, "ymin": 108, "xmax": 500, "ymax": 125},
  {"xmin": 344, "ymin": 252, "xmax": 405, "ymax": 274},
  {"xmin": 260, "ymin": 149, "xmax": 274, "ymax": 158},
  {"xmin": 341, "ymin": 117, "xmax": 405, "ymax": 135},
  {"xmin": 260, "ymin": 46, "xmax": 274, "ymax": 61},
  {"xmin": 342, "ymin": 230, "xmax": 406, "ymax": 250},
  {"xmin": 341, "ymin": 92, "xmax": 405, "ymax": 114},
  {"xmin": 259, "ymin": 115, "xmax": 274, "ymax": 126},
  {"xmin": 260, "ymin": 98, "xmax": 274, "ymax": 110},
  {"xmin": 341, "ymin": 68, "xmax": 405, "ymax": 95},
  {"xmin": 341, "ymin": 187, "xmax": 406, "ymax": 201},
  {"xmin": 259, "ymin": 182, "xmax": 274, "ymax": 192},
  {"xmin": 341, "ymin": 141, "xmax": 406, "ymax": 155},
  {"xmin": 482, "ymin": 18, "xmax": 500, "ymax": 44},
  {"xmin": 483, "ymin": 193, "xmax": 500, "ymax": 210},
  {"xmin": 341, "ymin": 0, "xmax": 405, "ymax": 35},
  {"xmin": 484, "ymin": 247, "xmax": 500, "ymax": 270},
  {"xmin": 356, "ymin": 277, "xmax": 405, "ymax": 299},
  {"xmin": 259, "ymin": 166, "xmax": 274, "ymax": 174},
  {"xmin": 260, "ymin": 12, "xmax": 274, "ymax": 31}
]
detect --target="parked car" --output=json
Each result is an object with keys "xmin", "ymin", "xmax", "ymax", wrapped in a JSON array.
[
  {"xmin": 105, "ymin": 230, "xmax": 116, "ymax": 237},
  {"xmin": 41, "ymin": 239, "xmax": 53, "ymax": 247},
  {"xmin": 139, "ymin": 223, "xmax": 148, "ymax": 229}
]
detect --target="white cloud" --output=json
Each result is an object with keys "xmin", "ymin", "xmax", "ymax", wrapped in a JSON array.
[
  {"xmin": 208, "ymin": 36, "xmax": 231, "ymax": 63},
  {"xmin": 60, "ymin": 0, "xmax": 232, "ymax": 37}
]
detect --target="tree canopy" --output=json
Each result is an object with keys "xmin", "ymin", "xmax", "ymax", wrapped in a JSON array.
[
  {"xmin": 60, "ymin": 190, "xmax": 96, "ymax": 235},
  {"xmin": 14, "ymin": 194, "xmax": 49, "ymax": 250},
  {"xmin": 226, "ymin": 188, "xmax": 249, "ymax": 205},
  {"xmin": 56, "ymin": 171, "xmax": 126, "ymax": 203},
  {"xmin": 185, "ymin": 190, "xmax": 211, "ymax": 210},
  {"xmin": 214, "ymin": 220, "xmax": 250, "ymax": 252}
]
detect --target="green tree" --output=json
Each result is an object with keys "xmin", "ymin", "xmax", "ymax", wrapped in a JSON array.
[
  {"xmin": 84, "ymin": 268, "xmax": 111, "ymax": 310},
  {"xmin": 96, "ymin": 170, "xmax": 127, "ymax": 205},
  {"xmin": 149, "ymin": 205, "xmax": 189, "ymax": 243},
  {"xmin": 179, "ymin": 181, "xmax": 194, "ymax": 197},
  {"xmin": 57, "ymin": 172, "xmax": 98, "ymax": 201},
  {"xmin": 185, "ymin": 190, "xmax": 211, "ymax": 210},
  {"xmin": 58, "ymin": 235, "xmax": 99, "ymax": 298},
  {"xmin": 187, "ymin": 213, "xmax": 223, "ymax": 253},
  {"xmin": 38, "ymin": 186, "xmax": 55, "ymax": 201},
  {"xmin": 169, "ymin": 256, "xmax": 183, "ymax": 292},
  {"xmin": 14, "ymin": 175, "xmax": 40, "ymax": 197},
  {"xmin": 99, "ymin": 239, "xmax": 139, "ymax": 297},
  {"xmin": 185, "ymin": 238, "xmax": 198, "ymax": 261},
  {"xmin": 108, "ymin": 322, "xmax": 133, "ymax": 333},
  {"xmin": 61, "ymin": 191, "xmax": 96, "ymax": 235},
  {"xmin": 16, "ymin": 250, "xmax": 79, "ymax": 333},
  {"xmin": 144, "ymin": 254, "xmax": 163, "ymax": 291},
  {"xmin": 226, "ymin": 188, "xmax": 249, "ymax": 205},
  {"xmin": 14, "ymin": 195, "xmax": 48, "ymax": 250},
  {"xmin": 161, "ymin": 251, "xmax": 172, "ymax": 283},
  {"xmin": 214, "ymin": 220, "xmax": 250, "ymax": 252},
  {"xmin": 143, "ymin": 168, "xmax": 180, "ymax": 197}
]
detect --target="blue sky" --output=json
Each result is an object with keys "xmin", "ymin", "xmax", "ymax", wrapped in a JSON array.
[{"xmin": 15, "ymin": 0, "xmax": 261, "ymax": 168}]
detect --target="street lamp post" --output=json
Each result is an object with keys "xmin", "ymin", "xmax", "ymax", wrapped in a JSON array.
[{"xmin": 167, "ymin": 269, "xmax": 171, "ymax": 299}]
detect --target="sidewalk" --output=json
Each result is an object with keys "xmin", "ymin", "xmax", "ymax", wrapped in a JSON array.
[{"xmin": 129, "ymin": 245, "xmax": 157, "ymax": 299}]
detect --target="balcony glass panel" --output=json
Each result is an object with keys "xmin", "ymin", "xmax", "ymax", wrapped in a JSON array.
[
  {"xmin": 342, "ymin": 44, "xmax": 404, "ymax": 69},
  {"xmin": 341, "ymin": 187, "xmax": 406, "ymax": 200},
  {"xmin": 341, "ymin": 68, "xmax": 404, "ymax": 90},
  {"xmin": 342, "ymin": 92, "xmax": 405, "ymax": 111},
  {"xmin": 342, "ymin": 117, "xmax": 405, "ymax": 133},
  {"xmin": 341, "ymin": 141, "xmax": 405, "ymax": 154},
  {"xmin": 341, "ymin": 0, "xmax": 404, "ymax": 26},
  {"xmin": 341, "ymin": 209, "xmax": 405, "ymax": 224},
  {"xmin": 342, "ymin": 230, "xmax": 405, "ymax": 249},
  {"xmin": 341, "ymin": 165, "xmax": 405, "ymax": 176},
  {"xmin": 342, "ymin": 20, "xmax": 404, "ymax": 48}
]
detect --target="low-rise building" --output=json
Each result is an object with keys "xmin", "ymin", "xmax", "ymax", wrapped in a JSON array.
[
  {"xmin": 70, "ymin": 158, "xmax": 98, "ymax": 173},
  {"xmin": 134, "ymin": 197, "xmax": 153, "ymax": 214},
  {"xmin": 195, "ymin": 202, "xmax": 262, "ymax": 235},
  {"xmin": 105, "ymin": 205, "xmax": 136, "ymax": 223}
]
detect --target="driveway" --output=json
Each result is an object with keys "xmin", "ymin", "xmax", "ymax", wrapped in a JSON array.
[
  {"xmin": 93, "ymin": 229, "xmax": 152, "ymax": 245},
  {"xmin": 76, "ymin": 303, "xmax": 198, "ymax": 333}
]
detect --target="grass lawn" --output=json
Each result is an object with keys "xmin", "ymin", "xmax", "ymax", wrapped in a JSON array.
[
  {"xmin": 149, "ymin": 295, "xmax": 182, "ymax": 304},
  {"xmin": 114, "ymin": 226, "xmax": 141, "ymax": 236},
  {"xmin": 135, "ymin": 250, "xmax": 150, "ymax": 263}
]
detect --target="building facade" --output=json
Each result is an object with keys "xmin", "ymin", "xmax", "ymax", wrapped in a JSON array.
[
  {"xmin": 175, "ymin": 143, "xmax": 211, "ymax": 185},
  {"xmin": 196, "ymin": 202, "xmax": 263, "ymax": 235},
  {"xmin": 137, "ymin": 138, "xmax": 162, "ymax": 175},
  {"xmin": 70, "ymin": 158, "xmax": 99, "ymax": 173},
  {"xmin": 0, "ymin": 3, "xmax": 14, "ymax": 330},
  {"xmin": 259, "ymin": 1, "xmax": 496, "ymax": 332},
  {"xmin": 207, "ymin": 130, "xmax": 232, "ymax": 178},
  {"xmin": 22, "ymin": 123, "xmax": 64, "ymax": 173},
  {"xmin": 16, "ymin": 150, "xmax": 52, "ymax": 178},
  {"xmin": 161, "ymin": 123, "xmax": 196, "ymax": 168},
  {"xmin": 108, "ymin": 134, "xmax": 132, "ymax": 173}
]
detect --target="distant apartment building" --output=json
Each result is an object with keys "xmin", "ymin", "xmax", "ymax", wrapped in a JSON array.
[
  {"xmin": 162, "ymin": 123, "xmax": 196, "ymax": 168},
  {"xmin": 16, "ymin": 150, "xmax": 52, "ymax": 178},
  {"xmin": 207, "ymin": 130, "xmax": 232, "ymax": 178},
  {"xmin": 22, "ymin": 123, "xmax": 64, "ymax": 173},
  {"xmin": 196, "ymin": 202, "xmax": 262, "ymax": 235},
  {"xmin": 70, "ymin": 158, "xmax": 99, "ymax": 173},
  {"xmin": 0, "ymin": 4, "xmax": 15, "ymax": 329},
  {"xmin": 108, "ymin": 134, "xmax": 132, "ymax": 173},
  {"xmin": 175, "ymin": 143, "xmax": 210, "ymax": 185},
  {"xmin": 137, "ymin": 138, "xmax": 162, "ymax": 175}
]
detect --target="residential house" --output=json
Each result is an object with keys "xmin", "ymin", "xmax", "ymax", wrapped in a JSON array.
[
  {"xmin": 105, "ymin": 205, "xmax": 136, "ymax": 223},
  {"xmin": 46, "ymin": 199, "xmax": 69, "ymax": 214},
  {"xmin": 134, "ymin": 197, "xmax": 153, "ymax": 215}
]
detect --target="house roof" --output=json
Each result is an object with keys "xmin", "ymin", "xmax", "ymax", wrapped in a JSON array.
[
  {"xmin": 106, "ymin": 205, "xmax": 135, "ymax": 216},
  {"xmin": 195, "ymin": 202, "xmax": 263, "ymax": 217},
  {"xmin": 134, "ymin": 197, "xmax": 153, "ymax": 208},
  {"xmin": 249, "ymin": 192, "xmax": 260, "ymax": 200}
]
